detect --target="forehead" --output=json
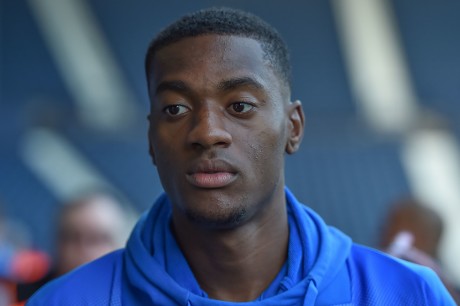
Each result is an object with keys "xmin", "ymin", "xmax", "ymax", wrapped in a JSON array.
[
  {"xmin": 150, "ymin": 35, "xmax": 280, "ymax": 91},
  {"xmin": 61, "ymin": 199, "xmax": 122, "ymax": 229}
]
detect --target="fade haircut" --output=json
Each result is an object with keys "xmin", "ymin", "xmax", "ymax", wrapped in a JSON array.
[{"xmin": 145, "ymin": 7, "xmax": 291, "ymax": 91}]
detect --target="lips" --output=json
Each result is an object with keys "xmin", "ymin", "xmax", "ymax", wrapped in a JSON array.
[{"xmin": 186, "ymin": 159, "xmax": 237, "ymax": 188}]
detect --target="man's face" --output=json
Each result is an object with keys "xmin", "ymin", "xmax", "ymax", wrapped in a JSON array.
[
  {"xmin": 57, "ymin": 198, "xmax": 124, "ymax": 275},
  {"xmin": 148, "ymin": 35, "xmax": 303, "ymax": 229}
]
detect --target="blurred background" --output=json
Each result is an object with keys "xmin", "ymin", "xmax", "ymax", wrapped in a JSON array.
[{"xmin": 1, "ymin": 0, "xmax": 460, "ymax": 290}]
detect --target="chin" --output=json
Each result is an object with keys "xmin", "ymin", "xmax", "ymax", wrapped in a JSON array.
[{"xmin": 184, "ymin": 206, "xmax": 248, "ymax": 230}]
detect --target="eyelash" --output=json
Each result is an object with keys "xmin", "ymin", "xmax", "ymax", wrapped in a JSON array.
[
  {"xmin": 229, "ymin": 102, "xmax": 255, "ymax": 114},
  {"xmin": 163, "ymin": 105, "xmax": 190, "ymax": 116},
  {"xmin": 162, "ymin": 101, "xmax": 256, "ymax": 118}
]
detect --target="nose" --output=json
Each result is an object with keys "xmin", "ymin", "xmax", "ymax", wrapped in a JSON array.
[{"xmin": 187, "ymin": 106, "xmax": 232, "ymax": 150}]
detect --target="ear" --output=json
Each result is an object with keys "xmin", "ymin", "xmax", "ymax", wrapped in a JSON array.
[
  {"xmin": 285, "ymin": 100, "xmax": 305, "ymax": 154},
  {"xmin": 147, "ymin": 114, "xmax": 157, "ymax": 166}
]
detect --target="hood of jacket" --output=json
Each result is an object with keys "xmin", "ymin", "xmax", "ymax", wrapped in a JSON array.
[{"xmin": 123, "ymin": 187, "xmax": 352, "ymax": 305}]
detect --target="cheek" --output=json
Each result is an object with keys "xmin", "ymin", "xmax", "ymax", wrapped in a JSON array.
[
  {"xmin": 257, "ymin": 113, "xmax": 287, "ymax": 156},
  {"xmin": 246, "ymin": 125, "xmax": 286, "ymax": 175},
  {"xmin": 154, "ymin": 142, "xmax": 179, "ymax": 186},
  {"xmin": 151, "ymin": 128, "xmax": 180, "ymax": 167},
  {"xmin": 150, "ymin": 129, "xmax": 187, "ymax": 196}
]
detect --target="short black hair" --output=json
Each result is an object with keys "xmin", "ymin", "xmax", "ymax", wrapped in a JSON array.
[{"xmin": 145, "ymin": 7, "xmax": 291, "ymax": 89}]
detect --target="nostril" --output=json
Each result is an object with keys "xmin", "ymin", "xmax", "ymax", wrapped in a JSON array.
[
  {"xmin": 188, "ymin": 127, "xmax": 232, "ymax": 149},
  {"xmin": 215, "ymin": 141, "xmax": 229, "ymax": 147},
  {"xmin": 189, "ymin": 134, "xmax": 232, "ymax": 150},
  {"xmin": 187, "ymin": 112, "xmax": 232, "ymax": 149}
]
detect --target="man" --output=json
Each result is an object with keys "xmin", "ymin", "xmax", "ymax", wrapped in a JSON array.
[
  {"xmin": 52, "ymin": 192, "xmax": 128, "ymax": 277},
  {"xmin": 19, "ymin": 192, "xmax": 128, "ymax": 302},
  {"xmin": 28, "ymin": 7, "xmax": 455, "ymax": 305}
]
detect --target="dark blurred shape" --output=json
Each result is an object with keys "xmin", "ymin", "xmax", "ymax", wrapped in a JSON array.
[
  {"xmin": 380, "ymin": 197, "xmax": 460, "ymax": 304},
  {"xmin": 380, "ymin": 198, "xmax": 443, "ymax": 258}
]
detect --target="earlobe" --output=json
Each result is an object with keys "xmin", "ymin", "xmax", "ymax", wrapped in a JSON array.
[{"xmin": 285, "ymin": 100, "xmax": 305, "ymax": 154}]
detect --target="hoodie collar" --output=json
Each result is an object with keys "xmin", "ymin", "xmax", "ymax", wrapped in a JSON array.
[{"xmin": 123, "ymin": 188, "xmax": 352, "ymax": 305}]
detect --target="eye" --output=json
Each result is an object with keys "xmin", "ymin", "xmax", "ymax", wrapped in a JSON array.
[
  {"xmin": 163, "ymin": 105, "xmax": 190, "ymax": 116},
  {"xmin": 230, "ymin": 102, "xmax": 254, "ymax": 114}
]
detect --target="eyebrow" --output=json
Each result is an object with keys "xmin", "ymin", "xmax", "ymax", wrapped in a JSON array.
[
  {"xmin": 217, "ymin": 76, "xmax": 265, "ymax": 92},
  {"xmin": 154, "ymin": 76, "xmax": 265, "ymax": 97},
  {"xmin": 155, "ymin": 80, "xmax": 191, "ymax": 96}
]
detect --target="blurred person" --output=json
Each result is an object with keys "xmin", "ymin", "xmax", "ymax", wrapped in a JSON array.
[
  {"xmin": 53, "ymin": 191, "xmax": 128, "ymax": 276},
  {"xmin": 28, "ymin": 7, "xmax": 455, "ymax": 305},
  {"xmin": 380, "ymin": 198, "xmax": 460, "ymax": 304},
  {"xmin": 18, "ymin": 191, "xmax": 129, "ymax": 302}
]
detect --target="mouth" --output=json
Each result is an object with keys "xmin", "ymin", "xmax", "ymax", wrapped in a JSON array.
[{"xmin": 186, "ymin": 159, "xmax": 238, "ymax": 189}]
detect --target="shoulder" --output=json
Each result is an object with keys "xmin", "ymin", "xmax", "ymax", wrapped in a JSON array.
[
  {"xmin": 348, "ymin": 244, "xmax": 455, "ymax": 305},
  {"xmin": 27, "ymin": 249, "xmax": 124, "ymax": 306}
]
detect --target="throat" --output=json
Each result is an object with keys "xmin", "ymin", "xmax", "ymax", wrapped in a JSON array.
[
  {"xmin": 201, "ymin": 260, "xmax": 288, "ymax": 302},
  {"xmin": 177, "ymin": 219, "xmax": 289, "ymax": 301}
]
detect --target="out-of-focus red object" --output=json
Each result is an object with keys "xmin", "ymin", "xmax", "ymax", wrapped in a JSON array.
[
  {"xmin": 0, "ymin": 249, "xmax": 50, "ymax": 305},
  {"xmin": 1, "ymin": 247, "xmax": 50, "ymax": 283},
  {"xmin": 10, "ymin": 250, "xmax": 50, "ymax": 283}
]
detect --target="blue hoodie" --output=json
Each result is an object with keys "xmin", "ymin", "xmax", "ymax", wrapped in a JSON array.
[{"xmin": 28, "ymin": 188, "xmax": 455, "ymax": 305}]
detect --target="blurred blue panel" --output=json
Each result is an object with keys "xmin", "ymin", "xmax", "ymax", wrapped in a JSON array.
[
  {"xmin": 0, "ymin": 148, "xmax": 58, "ymax": 252},
  {"xmin": 286, "ymin": 126, "xmax": 412, "ymax": 247},
  {"xmin": 63, "ymin": 126, "xmax": 163, "ymax": 212},
  {"xmin": 391, "ymin": 0, "xmax": 460, "ymax": 120},
  {"xmin": 0, "ymin": 0, "xmax": 73, "ymax": 107}
]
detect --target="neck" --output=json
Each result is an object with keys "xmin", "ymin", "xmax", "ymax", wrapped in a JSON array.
[{"xmin": 172, "ymin": 191, "xmax": 289, "ymax": 302}]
